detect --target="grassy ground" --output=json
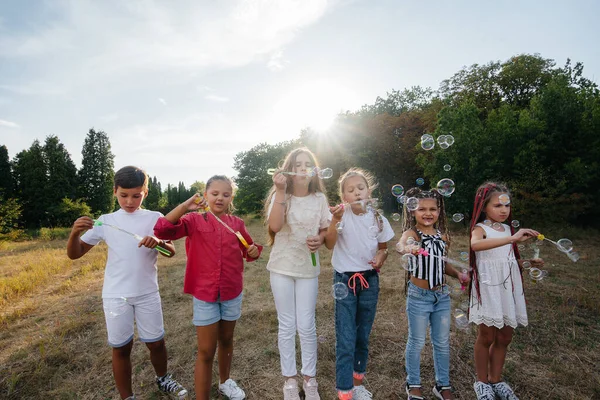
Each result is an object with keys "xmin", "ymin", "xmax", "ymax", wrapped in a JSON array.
[{"xmin": 0, "ymin": 220, "xmax": 599, "ymax": 399}]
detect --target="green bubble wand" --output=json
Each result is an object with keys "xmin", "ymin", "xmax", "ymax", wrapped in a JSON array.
[{"xmin": 93, "ymin": 219, "xmax": 172, "ymax": 256}]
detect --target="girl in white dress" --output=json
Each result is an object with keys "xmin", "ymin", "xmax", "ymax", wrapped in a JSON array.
[{"xmin": 468, "ymin": 182, "xmax": 544, "ymax": 400}]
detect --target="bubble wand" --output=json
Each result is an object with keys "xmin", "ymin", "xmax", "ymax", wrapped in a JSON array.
[
  {"xmin": 194, "ymin": 197, "xmax": 249, "ymax": 248},
  {"xmin": 93, "ymin": 220, "xmax": 171, "ymax": 256},
  {"xmin": 267, "ymin": 167, "xmax": 333, "ymax": 179}
]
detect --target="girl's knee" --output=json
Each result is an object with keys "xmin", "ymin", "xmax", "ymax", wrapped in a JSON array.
[{"xmin": 145, "ymin": 339, "xmax": 165, "ymax": 352}]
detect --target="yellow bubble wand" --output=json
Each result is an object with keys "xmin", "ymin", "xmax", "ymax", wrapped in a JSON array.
[{"xmin": 194, "ymin": 196, "xmax": 249, "ymax": 248}]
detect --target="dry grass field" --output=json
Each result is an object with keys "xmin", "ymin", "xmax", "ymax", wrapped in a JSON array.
[{"xmin": 1, "ymin": 220, "xmax": 599, "ymax": 399}]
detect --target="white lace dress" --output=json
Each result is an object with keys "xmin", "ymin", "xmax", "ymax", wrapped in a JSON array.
[
  {"xmin": 469, "ymin": 223, "xmax": 528, "ymax": 328},
  {"xmin": 266, "ymin": 192, "xmax": 331, "ymax": 278}
]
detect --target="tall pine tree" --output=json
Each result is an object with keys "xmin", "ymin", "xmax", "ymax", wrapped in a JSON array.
[
  {"xmin": 13, "ymin": 140, "xmax": 48, "ymax": 227},
  {"xmin": 0, "ymin": 145, "xmax": 13, "ymax": 199},
  {"xmin": 43, "ymin": 135, "xmax": 78, "ymax": 205},
  {"xmin": 78, "ymin": 129, "xmax": 115, "ymax": 215}
]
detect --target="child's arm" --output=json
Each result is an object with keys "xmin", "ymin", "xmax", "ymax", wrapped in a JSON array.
[
  {"xmin": 471, "ymin": 226, "xmax": 540, "ymax": 251},
  {"xmin": 324, "ymin": 204, "xmax": 344, "ymax": 249},
  {"xmin": 67, "ymin": 216, "xmax": 95, "ymax": 260},
  {"xmin": 268, "ymin": 173, "xmax": 287, "ymax": 233},
  {"xmin": 396, "ymin": 230, "xmax": 420, "ymax": 255},
  {"xmin": 237, "ymin": 221, "xmax": 263, "ymax": 261},
  {"xmin": 445, "ymin": 263, "xmax": 470, "ymax": 285},
  {"xmin": 155, "ymin": 194, "xmax": 206, "ymax": 240},
  {"xmin": 164, "ymin": 194, "xmax": 207, "ymax": 223},
  {"xmin": 137, "ymin": 236, "xmax": 176, "ymax": 258},
  {"xmin": 369, "ymin": 242, "xmax": 389, "ymax": 268}
]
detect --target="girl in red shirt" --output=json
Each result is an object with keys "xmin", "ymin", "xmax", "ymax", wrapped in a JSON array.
[{"xmin": 154, "ymin": 175, "xmax": 262, "ymax": 400}]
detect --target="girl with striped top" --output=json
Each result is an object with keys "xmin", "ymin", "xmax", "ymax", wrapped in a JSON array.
[{"xmin": 397, "ymin": 188, "xmax": 469, "ymax": 400}]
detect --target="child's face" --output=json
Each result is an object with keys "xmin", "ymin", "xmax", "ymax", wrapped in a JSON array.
[
  {"xmin": 484, "ymin": 192, "xmax": 510, "ymax": 223},
  {"xmin": 342, "ymin": 175, "xmax": 370, "ymax": 208},
  {"xmin": 114, "ymin": 186, "xmax": 146, "ymax": 213},
  {"xmin": 413, "ymin": 198, "xmax": 439, "ymax": 228},
  {"xmin": 292, "ymin": 152, "xmax": 313, "ymax": 185},
  {"xmin": 204, "ymin": 180, "xmax": 233, "ymax": 215}
]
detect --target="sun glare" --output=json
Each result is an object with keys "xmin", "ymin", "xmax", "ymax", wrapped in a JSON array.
[{"xmin": 266, "ymin": 79, "xmax": 360, "ymax": 141}]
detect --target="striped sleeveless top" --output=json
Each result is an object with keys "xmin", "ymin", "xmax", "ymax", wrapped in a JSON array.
[{"xmin": 408, "ymin": 229, "xmax": 446, "ymax": 289}]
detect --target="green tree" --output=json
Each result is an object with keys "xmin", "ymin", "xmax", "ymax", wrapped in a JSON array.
[
  {"xmin": 0, "ymin": 145, "xmax": 13, "ymax": 199},
  {"xmin": 47, "ymin": 198, "xmax": 92, "ymax": 227},
  {"xmin": 145, "ymin": 176, "xmax": 162, "ymax": 211},
  {"xmin": 0, "ymin": 197, "xmax": 21, "ymax": 232},
  {"xmin": 78, "ymin": 129, "xmax": 115, "ymax": 215},
  {"xmin": 13, "ymin": 140, "xmax": 48, "ymax": 227},
  {"xmin": 43, "ymin": 136, "xmax": 78, "ymax": 207}
]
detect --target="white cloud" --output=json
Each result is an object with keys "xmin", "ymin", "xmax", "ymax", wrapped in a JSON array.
[
  {"xmin": 267, "ymin": 50, "xmax": 288, "ymax": 71},
  {"xmin": 0, "ymin": 119, "xmax": 20, "ymax": 129},
  {"xmin": 158, "ymin": 97, "xmax": 167, "ymax": 106},
  {"xmin": 205, "ymin": 94, "xmax": 229, "ymax": 102}
]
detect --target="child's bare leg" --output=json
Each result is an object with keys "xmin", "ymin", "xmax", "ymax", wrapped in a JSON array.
[
  {"xmin": 217, "ymin": 320, "xmax": 237, "ymax": 383},
  {"xmin": 474, "ymin": 325, "xmax": 496, "ymax": 382},
  {"xmin": 488, "ymin": 326, "xmax": 513, "ymax": 382},
  {"xmin": 112, "ymin": 340, "xmax": 134, "ymax": 399},
  {"xmin": 146, "ymin": 338, "xmax": 168, "ymax": 377},
  {"xmin": 195, "ymin": 324, "xmax": 219, "ymax": 400}
]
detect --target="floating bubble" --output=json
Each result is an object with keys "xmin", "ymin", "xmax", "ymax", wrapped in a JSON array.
[
  {"xmin": 317, "ymin": 167, "xmax": 333, "ymax": 179},
  {"xmin": 332, "ymin": 282, "xmax": 349, "ymax": 300},
  {"xmin": 460, "ymin": 300, "xmax": 470, "ymax": 311},
  {"xmin": 416, "ymin": 178, "xmax": 425, "ymax": 186},
  {"xmin": 479, "ymin": 273, "xmax": 491, "ymax": 284},
  {"xmin": 421, "ymin": 134, "xmax": 435, "ymax": 151},
  {"xmin": 405, "ymin": 197, "xmax": 419, "ymax": 211},
  {"xmin": 391, "ymin": 213, "xmax": 401, "ymax": 222},
  {"xmin": 401, "ymin": 253, "xmax": 417, "ymax": 272},
  {"xmin": 436, "ymin": 178, "xmax": 455, "ymax": 196},
  {"xmin": 459, "ymin": 251, "xmax": 469, "ymax": 262},
  {"xmin": 522, "ymin": 261, "xmax": 532, "ymax": 270},
  {"xmin": 370, "ymin": 199, "xmax": 379, "ymax": 208},
  {"xmin": 511, "ymin": 220, "xmax": 520, "ymax": 228},
  {"xmin": 483, "ymin": 219, "xmax": 492, "ymax": 227},
  {"xmin": 397, "ymin": 195, "xmax": 408, "ymax": 204},
  {"xmin": 391, "ymin": 184, "xmax": 404, "ymax": 197},
  {"xmin": 556, "ymin": 238, "xmax": 573, "ymax": 253},
  {"xmin": 518, "ymin": 244, "xmax": 525, "ymax": 251},
  {"xmin": 452, "ymin": 213, "xmax": 464, "ymax": 223},
  {"xmin": 498, "ymin": 194, "xmax": 510, "ymax": 205},
  {"xmin": 103, "ymin": 297, "xmax": 128, "ymax": 318},
  {"xmin": 439, "ymin": 142, "xmax": 450, "ymax": 149},
  {"xmin": 454, "ymin": 309, "xmax": 469, "ymax": 330},
  {"xmin": 445, "ymin": 135, "xmax": 455, "ymax": 146},
  {"xmin": 566, "ymin": 251, "xmax": 580, "ymax": 262},
  {"xmin": 367, "ymin": 225, "xmax": 379, "ymax": 240},
  {"xmin": 529, "ymin": 268, "xmax": 543, "ymax": 281},
  {"xmin": 492, "ymin": 222, "xmax": 503, "ymax": 230},
  {"xmin": 443, "ymin": 164, "xmax": 451, "ymax": 171},
  {"xmin": 437, "ymin": 135, "xmax": 447, "ymax": 145},
  {"xmin": 335, "ymin": 222, "xmax": 343, "ymax": 234}
]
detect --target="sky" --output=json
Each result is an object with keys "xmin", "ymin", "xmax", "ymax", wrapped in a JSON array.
[{"xmin": 1, "ymin": 0, "xmax": 599, "ymax": 187}]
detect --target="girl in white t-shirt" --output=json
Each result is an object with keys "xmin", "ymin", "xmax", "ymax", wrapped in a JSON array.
[
  {"xmin": 325, "ymin": 168, "xmax": 395, "ymax": 400},
  {"xmin": 264, "ymin": 148, "xmax": 331, "ymax": 400}
]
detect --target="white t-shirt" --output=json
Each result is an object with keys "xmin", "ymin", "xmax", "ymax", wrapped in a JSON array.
[
  {"xmin": 81, "ymin": 208, "xmax": 163, "ymax": 298},
  {"xmin": 331, "ymin": 208, "xmax": 395, "ymax": 273},
  {"xmin": 266, "ymin": 192, "xmax": 331, "ymax": 278}
]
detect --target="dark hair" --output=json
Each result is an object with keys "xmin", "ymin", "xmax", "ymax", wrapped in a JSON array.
[
  {"xmin": 468, "ymin": 181, "xmax": 522, "ymax": 307},
  {"xmin": 205, "ymin": 175, "xmax": 236, "ymax": 214},
  {"xmin": 114, "ymin": 166, "xmax": 148, "ymax": 190},
  {"xmin": 400, "ymin": 187, "xmax": 450, "ymax": 244}
]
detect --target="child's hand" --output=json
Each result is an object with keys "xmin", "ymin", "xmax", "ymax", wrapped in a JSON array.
[
  {"xmin": 183, "ymin": 193, "xmax": 208, "ymax": 211},
  {"xmin": 511, "ymin": 228, "xmax": 540, "ymax": 243},
  {"xmin": 458, "ymin": 270, "xmax": 471, "ymax": 285},
  {"xmin": 273, "ymin": 172, "xmax": 287, "ymax": 191},
  {"xmin": 72, "ymin": 216, "xmax": 94, "ymax": 234},
  {"xmin": 247, "ymin": 244, "xmax": 259, "ymax": 258},
  {"xmin": 369, "ymin": 249, "xmax": 388, "ymax": 268},
  {"xmin": 306, "ymin": 235, "xmax": 323, "ymax": 252},
  {"xmin": 329, "ymin": 204, "xmax": 344, "ymax": 221},
  {"xmin": 138, "ymin": 235, "xmax": 161, "ymax": 249}
]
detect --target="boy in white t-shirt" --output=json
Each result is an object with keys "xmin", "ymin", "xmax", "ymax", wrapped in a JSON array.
[{"xmin": 67, "ymin": 166, "xmax": 187, "ymax": 400}]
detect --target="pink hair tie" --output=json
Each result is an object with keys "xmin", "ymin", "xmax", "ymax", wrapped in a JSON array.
[{"xmin": 417, "ymin": 248, "xmax": 429, "ymax": 256}]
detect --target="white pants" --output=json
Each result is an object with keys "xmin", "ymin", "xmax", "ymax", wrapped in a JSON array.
[{"xmin": 270, "ymin": 271, "xmax": 319, "ymax": 377}]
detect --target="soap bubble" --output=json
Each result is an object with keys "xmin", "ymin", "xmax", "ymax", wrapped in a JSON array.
[
  {"xmin": 332, "ymin": 282, "xmax": 349, "ymax": 300},
  {"xmin": 391, "ymin": 213, "xmax": 401, "ymax": 222},
  {"xmin": 443, "ymin": 164, "xmax": 451, "ymax": 171},
  {"xmin": 397, "ymin": 195, "xmax": 408, "ymax": 204},
  {"xmin": 368, "ymin": 225, "xmax": 379, "ymax": 239},
  {"xmin": 556, "ymin": 238, "xmax": 573, "ymax": 253},
  {"xmin": 421, "ymin": 134, "xmax": 435, "ymax": 151},
  {"xmin": 452, "ymin": 213, "xmax": 464, "ymax": 222},
  {"xmin": 436, "ymin": 179, "xmax": 455, "ymax": 196},
  {"xmin": 416, "ymin": 178, "xmax": 425, "ymax": 186},
  {"xmin": 454, "ymin": 309, "xmax": 469, "ymax": 330},
  {"xmin": 498, "ymin": 194, "xmax": 510, "ymax": 205},
  {"xmin": 335, "ymin": 222, "xmax": 343, "ymax": 234},
  {"xmin": 391, "ymin": 184, "xmax": 404, "ymax": 197},
  {"xmin": 406, "ymin": 197, "xmax": 419, "ymax": 211},
  {"xmin": 511, "ymin": 220, "xmax": 520, "ymax": 228}
]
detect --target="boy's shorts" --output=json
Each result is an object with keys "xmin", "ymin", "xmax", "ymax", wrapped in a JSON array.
[
  {"xmin": 192, "ymin": 292, "xmax": 243, "ymax": 326},
  {"xmin": 102, "ymin": 291, "xmax": 165, "ymax": 347}
]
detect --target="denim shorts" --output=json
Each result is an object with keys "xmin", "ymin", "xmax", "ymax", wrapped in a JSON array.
[{"xmin": 192, "ymin": 292, "xmax": 243, "ymax": 326}]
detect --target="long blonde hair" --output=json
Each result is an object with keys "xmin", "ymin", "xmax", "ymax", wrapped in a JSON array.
[{"xmin": 263, "ymin": 147, "xmax": 327, "ymax": 245}]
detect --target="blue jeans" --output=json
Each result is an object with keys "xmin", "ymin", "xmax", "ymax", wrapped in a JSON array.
[
  {"xmin": 334, "ymin": 270, "xmax": 379, "ymax": 391},
  {"xmin": 405, "ymin": 281, "xmax": 451, "ymax": 387}
]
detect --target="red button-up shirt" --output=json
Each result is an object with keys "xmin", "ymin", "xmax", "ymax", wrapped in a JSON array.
[{"xmin": 154, "ymin": 213, "xmax": 262, "ymax": 302}]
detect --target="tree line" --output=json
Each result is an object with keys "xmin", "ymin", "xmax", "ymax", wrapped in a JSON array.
[
  {"xmin": 0, "ymin": 129, "xmax": 204, "ymax": 231},
  {"xmin": 232, "ymin": 54, "xmax": 600, "ymax": 228}
]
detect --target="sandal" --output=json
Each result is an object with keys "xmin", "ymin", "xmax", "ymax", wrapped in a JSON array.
[
  {"xmin": 432, "ymin": 385, "xmax": 454, "ymax": 400},
  {"xmin": 406, "ymin": 383, "xmax": 425, "ymax": 400}
]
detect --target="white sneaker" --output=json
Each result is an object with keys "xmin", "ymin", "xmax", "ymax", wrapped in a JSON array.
[
  {"xmin": 283, "ymin": 378, "xmax": 301, "ymax": 400},
  {"xmin": 353, "ymin": 385, "xmax": 373, "ymax": 399},
  {"xmin": 218, "ymin": 378, "xmax": 246, "ymax": 400},
  {"xmin": 473, "ymin": 381, "xmax": 495, "ymax": 400},
  {"xmin": 491, "ymin": 381, "xmax": 519, "ymax": 400},
  {"xmin": 303, "ymin": 377, "xmax": 321, "ymax": 400}
]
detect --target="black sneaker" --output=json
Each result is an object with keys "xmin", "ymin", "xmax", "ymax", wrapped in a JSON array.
[
  {"xmin": 156, "ymin": 373, "xmax": 188, "ymax": 399},
  {"xmin": 432, "ymin": 385, "xmax": 453, "ymax": 399}
]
